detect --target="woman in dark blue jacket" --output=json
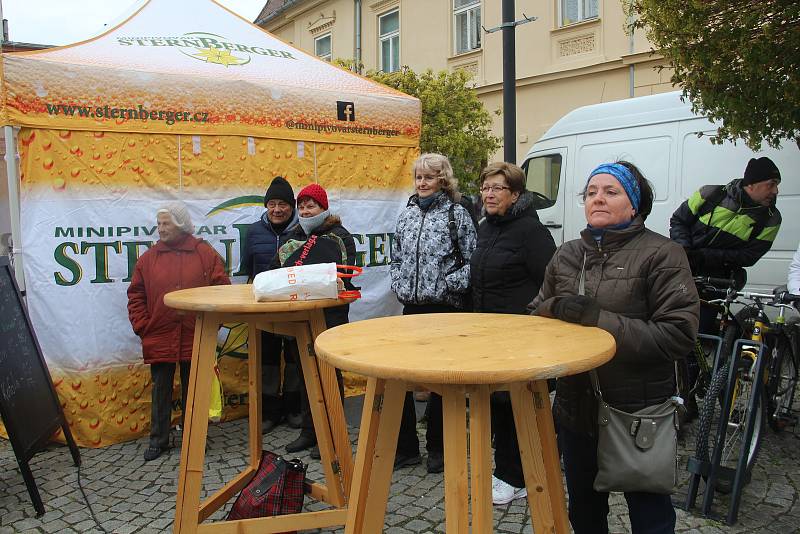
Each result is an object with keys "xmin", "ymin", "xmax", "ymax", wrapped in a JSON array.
[{"xmin": 469, "ymin": 162, "xmax": 556, "ymax": 504}]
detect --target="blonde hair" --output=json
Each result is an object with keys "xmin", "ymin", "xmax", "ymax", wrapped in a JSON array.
[{"xmin": 413, "ymin": 153, "xmax": 461, "ymax": 202}]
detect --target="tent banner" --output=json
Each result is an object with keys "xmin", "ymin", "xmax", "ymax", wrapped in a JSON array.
[
  {"xmin": 15, "ymin": 128, "xmax": 414, "ymax": 446},
  {"xmin": 0, "ymin": 0, "xmax": 420, "ymax": 146}
]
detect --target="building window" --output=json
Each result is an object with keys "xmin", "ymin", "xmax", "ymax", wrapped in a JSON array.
[
  {"xmin": 379, "ymin": 9, "xmax": 400, "ymax": 72},
  {"xmin": 560, "ymin": 0, "xmax": 598, "ymax": 26},
  {"xmin": 315, "ymin": 33, "xmax": 331, "ymax": 61},
  {"xmin": 454, "ymin": 0, "xmax": 481, "ymax": 55}
]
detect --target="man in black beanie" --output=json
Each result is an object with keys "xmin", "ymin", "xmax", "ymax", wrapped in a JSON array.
[
  {"xmin": 670, "ymin": 156, "xmax": 782, "ymax": 282},
  {"xmin": 241, "ymin": 176, "xmax": 303, "ymax": 433},
  {"xmin": 669, "ymin": 157, "xmax": 782, "ymax": 418}
]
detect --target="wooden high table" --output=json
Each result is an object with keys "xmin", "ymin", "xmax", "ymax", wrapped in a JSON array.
[
  {"xmin": 164, "ymin": 285, "xmax": 354, "ymax": 534},
  {"xmin": 314, "ymin": 313, "xmax": 616, "ymax": 534}
]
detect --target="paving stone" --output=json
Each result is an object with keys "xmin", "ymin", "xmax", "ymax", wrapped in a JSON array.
[{"xmin": 2, "ymin": 399, "xmax": 798, "ymax": 532}]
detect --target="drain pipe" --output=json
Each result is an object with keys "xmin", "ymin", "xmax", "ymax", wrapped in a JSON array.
[
  {"xmin": 354, "ymin": 0, "xmax": 362, "ymax": 73},
  {"xmin": 628, "ymin": 13, "xmax": 635, "ymax": 97}
]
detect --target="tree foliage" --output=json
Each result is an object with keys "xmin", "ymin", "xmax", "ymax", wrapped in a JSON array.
[
  {"xmin": 336, "ymin": 61, "xmax": 500, "ymax": 193},
  {"xmin": 627, "ymin": 0, "xmax": 800, "ymax": 149}
]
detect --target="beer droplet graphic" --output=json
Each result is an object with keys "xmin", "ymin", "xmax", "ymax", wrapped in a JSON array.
[
  {"xmin": 127, "ymin": 139, "xmax": 136, "ymax": 148},
  {"xmin": 71, "ymin": 168, "xmax": 81, "ymax": 178},
  {"xmin": 20, "ymin": 131, "xmax": 36, "ymax": 146},
  {"xmin": 216, "ymin": 153, "xmax": 224, "ymax": 160},
  {"xmin": 79, "ymin": 399, "xmax": 89, "ymax": 409},
  {"xmin": 52, "ymin": 178, "xmax": 65, "ymax": 191},
  {"xmin": 89, "ymin": 418, "xmax": 100, "ymax": 429},
  {"xmin": 129, "ymin": 422, "xmax": 139, "ymax": 432},
  {"xmin": 42, "ymin": 140, "xmax": 52, "ymax": 151},
  {"xmin": 59, "ymin": 131, "xmax": 71, "ymax": 139},
  {"xmin": 116, "ymin": 415, "xmax": 124, "ymax": 425},
  {"xmin": 93, "ymin": 132, "xmax": 104, "ymax": 138},
  {"xmin": 43, "ymin": 157, "xmax": 54, "ymax": 170}
]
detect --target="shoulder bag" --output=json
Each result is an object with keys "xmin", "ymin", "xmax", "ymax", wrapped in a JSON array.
[{"xmin": 577, "ymin": 252, "xmax": 681, "ymax": 494}]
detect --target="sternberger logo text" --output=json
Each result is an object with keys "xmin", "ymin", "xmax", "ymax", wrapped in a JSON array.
[{"xmin": 116, "ymin": 32, "xmax": 296, "ymax": 66}]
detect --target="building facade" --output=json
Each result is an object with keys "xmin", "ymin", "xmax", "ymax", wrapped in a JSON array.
[{"xmin": 257, "ymin": 0, "xmax": 674, "ymax": 163}]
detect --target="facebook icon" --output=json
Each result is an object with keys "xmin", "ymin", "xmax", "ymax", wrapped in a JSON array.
[{"xmin": 336, "ymin": 101, "xmax": 355, "ymax": 121}]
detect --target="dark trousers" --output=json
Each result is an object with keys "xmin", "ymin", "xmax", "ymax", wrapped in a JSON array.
[
  {"xmin": 149, "ymin": 361, "xmax": 190, "ymax": 449},
  {"xmin": 558, "ymin": 426, "xmax": 676, "ymax": 534},
  {"xmin": 491, "ymin": 391, "xmax": 524, "ymax": 488},
  {"xmin": 262, "ymin": 332, "xmax": 302, "ymax": 422},
  {"xmin": 396, "ymin": 303, "xmax": 459, "ymax": 456}
]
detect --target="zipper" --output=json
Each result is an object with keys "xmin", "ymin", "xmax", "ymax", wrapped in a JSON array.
[{"xmin": 413, "ymin": 208, "xmax": 429, "ymax": 303}]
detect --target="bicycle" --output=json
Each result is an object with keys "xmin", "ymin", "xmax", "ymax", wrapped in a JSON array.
[
  {"xmin": 676, "ymin": 276, "xmax": 742, "ymax": 423},
  {"xmin": 687, "ymin": 287, "xmax": 799, "ymax": 524}
]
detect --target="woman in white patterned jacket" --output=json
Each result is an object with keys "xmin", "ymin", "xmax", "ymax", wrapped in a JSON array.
[{"xmin": 389, "ymin": 152, "xmax": 477, "ymax": 474}]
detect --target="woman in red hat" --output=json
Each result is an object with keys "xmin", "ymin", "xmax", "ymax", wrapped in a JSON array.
[{"xmin": 270, "ymin": 183, "xmax": 356, "ymax": 455}]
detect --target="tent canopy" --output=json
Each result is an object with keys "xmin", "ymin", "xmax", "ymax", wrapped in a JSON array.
[{"xmin": 0, "ymin": 0, "xmax": 420, "ymax": 147}]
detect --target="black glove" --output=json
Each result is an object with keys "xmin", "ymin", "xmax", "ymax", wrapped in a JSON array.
[{"xmin": 552, "ymin": 295, "xmax": 601, "ymax": 326}]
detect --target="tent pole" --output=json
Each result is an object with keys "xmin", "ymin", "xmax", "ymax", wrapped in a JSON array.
[{"xmin": 4, "ymin": 125, "xmax": 24, "ymax": 291}]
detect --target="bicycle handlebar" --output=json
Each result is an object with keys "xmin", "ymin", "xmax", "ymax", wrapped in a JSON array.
[{"xmin": 693, "ymin": 276, "xmax": 736, "ymax": 289}]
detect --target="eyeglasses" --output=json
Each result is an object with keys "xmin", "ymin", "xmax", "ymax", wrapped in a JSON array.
[{"xmin": 479, "ymin": 185, "xmax": 511, "ymax": 194}]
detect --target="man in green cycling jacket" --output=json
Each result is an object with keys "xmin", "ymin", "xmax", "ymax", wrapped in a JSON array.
[{"xmin": 670, "ymin": 157, "xmax": 782, "ymax": 290}]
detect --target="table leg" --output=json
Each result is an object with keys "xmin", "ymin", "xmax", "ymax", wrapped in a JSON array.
[
  {"xmin": 509, "ymin": 381, "xmax": 568, "ymax": 534},
  {"xmin": 529, "ymin": 380, "xmax": 569, "ymax": 533},
  {"xmin": 247, "ymin": 323, "xmax": 263, "ymax": 467},
  {"xmin": 173, "ymin": 313, "xmax": 220, "ymax": 534},
  {"xmin": 442, "ymin": 386, "xmax": 469, "ymax": 534},
  {"xmin": 294, "ymin": 322, "xmax": 345, "ymax": 507},
  {"xmin": 345, "ymin": 378, "xmax": 405, "ymax": 534},
  {"xmin": 468, "ymin": 385, "xmax": 493, "ymax": 533},
  {"xmin": 309, "ymin": 311, "xmax": 354, "ymax": 496}
]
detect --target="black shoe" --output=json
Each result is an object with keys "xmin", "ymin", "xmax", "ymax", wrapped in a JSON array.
[
  {"xmin": 393, "ymin": 452, "xmax": 422, "ymax": 470},
  {"xmin": 143, "ymin": 446, "xmax": 167, "ymax": 461},
  {"xmin": 286, "ymin": 433, "xmax": 316, "ymax": 453},
  {"xmin": 262, "ymin": 419, "xmax": 280, "ymax": 434},
  {"xmin": 310, "ymin": 446, "xmax": 321, "ymax": 460},
  {"xmin": 426, "ymin": 451, "xmax": 444, "ymax": 473},
  {"xmin": 286, "ymin": 413, "xmax": 303, "ymax": 429}
]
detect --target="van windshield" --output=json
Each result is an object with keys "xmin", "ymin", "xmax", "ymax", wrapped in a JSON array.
[{"xmin": 521, "ymin": 153, "xmax": 561, "ymax": 209}]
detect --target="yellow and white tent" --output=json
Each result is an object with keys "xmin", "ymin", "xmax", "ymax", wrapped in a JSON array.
[{"xmin": 0, "ymin": 0, "xmax": 419, "ymax": 446}]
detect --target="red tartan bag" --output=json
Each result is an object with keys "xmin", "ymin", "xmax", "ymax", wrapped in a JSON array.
[{"xmin": 227, "ymin": 450, "xmax": 307, "ymax": 530}]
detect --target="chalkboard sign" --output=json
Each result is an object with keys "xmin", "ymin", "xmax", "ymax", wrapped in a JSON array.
[{"xmin": 0, "ymin": 256, "xmax": 80, "ymax": 516}]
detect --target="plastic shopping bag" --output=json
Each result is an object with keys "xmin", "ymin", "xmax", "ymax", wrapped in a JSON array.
[
  {"xmin": 253, "ymin": 263, "xmax": 338, "ymax": 302},
  {"xmin": 209, "ymin": 363, "xmax": 223, "ymax": 423}
]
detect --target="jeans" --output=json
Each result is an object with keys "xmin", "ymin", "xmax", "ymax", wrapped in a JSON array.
[
  {"xmin": 149, "ymin": 361, "xmax": 190, "ymax": 449},
  {"xmin": 558, "ymin": 425, "xmax": 676, "ymax": 534}
]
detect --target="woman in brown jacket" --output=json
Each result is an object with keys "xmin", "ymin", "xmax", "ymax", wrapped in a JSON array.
[
  {"xmin": 530, "ymin": 162, "xmax": 699, "ymax": 534},
  {"xmin": 127, "ymin": 202, "xmax": 230, "ymax": 461}
]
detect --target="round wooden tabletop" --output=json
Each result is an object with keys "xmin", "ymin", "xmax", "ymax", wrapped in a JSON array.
[
  {"xmin": 315, "ymin": 313, "xmax": 616, "ymax": 384},
  {"xmin": 163, "ymin": 284, "xmax": 352, "ymax": 313}
]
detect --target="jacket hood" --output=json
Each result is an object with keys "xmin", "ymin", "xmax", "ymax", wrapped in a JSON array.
[
  {"xmin": 727, "ymin": 178, "xmax": 778, "ymax": 212},
  {"xmin": 261, "ymin": 208, "xmax": 299, "ymax": 234},
  {"xmin": 154, "ymin": 233, "xmax": 201, "ymax": 252},
  {"xmin": 580, "ymin": 216, "xmax": 646, "ymax": 251},
  {"xmin": 484, "ymin": 190, "xmax": 540, "ymax": 224}
]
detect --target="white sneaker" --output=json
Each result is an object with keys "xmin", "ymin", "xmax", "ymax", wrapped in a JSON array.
[{"xmin": 492, "ymin": 475, "xmax": 527, "ymax": 505}]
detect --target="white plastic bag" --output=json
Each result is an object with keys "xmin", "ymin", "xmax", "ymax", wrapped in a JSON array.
[{"xmin": 252, "ymin": 263, "xmax": 338, "ymax": 302}]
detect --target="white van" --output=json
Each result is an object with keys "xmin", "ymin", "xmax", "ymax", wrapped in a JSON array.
[{"xmin": 521, "ymin": 91, "xmax": 799, "ymax": 291}]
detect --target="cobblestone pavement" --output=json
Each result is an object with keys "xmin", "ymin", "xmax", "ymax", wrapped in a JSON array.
[{"xmin": 1, "ymin": 396, "xmax": 797, "ymax": 533}]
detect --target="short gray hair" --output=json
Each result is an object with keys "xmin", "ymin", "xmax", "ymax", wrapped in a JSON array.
[
  {"xmin": 413, "ymin": 153, "xmax": 461, "ymax": 202},
  {"xmin": 156, "ymin": 201, "xmax": 194, "ymax": 234}
]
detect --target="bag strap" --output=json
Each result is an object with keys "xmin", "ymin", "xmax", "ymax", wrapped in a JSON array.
[
  {"xmin": 252, "ymin": 456, "xmax": 288, "ymax": 496},
  {"xmin": 448, "ymin": 203, "xmax": 465, "ymax": 269}
]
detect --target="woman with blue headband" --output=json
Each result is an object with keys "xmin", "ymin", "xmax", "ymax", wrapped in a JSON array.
[{"xmin": 529, "ymin": 161, "xmax": 700, "ymax": 533}]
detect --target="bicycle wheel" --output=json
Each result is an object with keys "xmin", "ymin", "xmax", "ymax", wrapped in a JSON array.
[
  {"xmin": 767, "ymin": 336, "xmax": 798, "ymax": 432},
  {"xmin": 695, "ymin": 352, "xmax": 766, "ymax": 476}
]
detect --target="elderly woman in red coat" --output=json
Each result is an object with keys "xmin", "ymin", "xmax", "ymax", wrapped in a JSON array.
[{"xmin": 127, "ymin": 202, "xmax": 230, "ymax": 461}]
